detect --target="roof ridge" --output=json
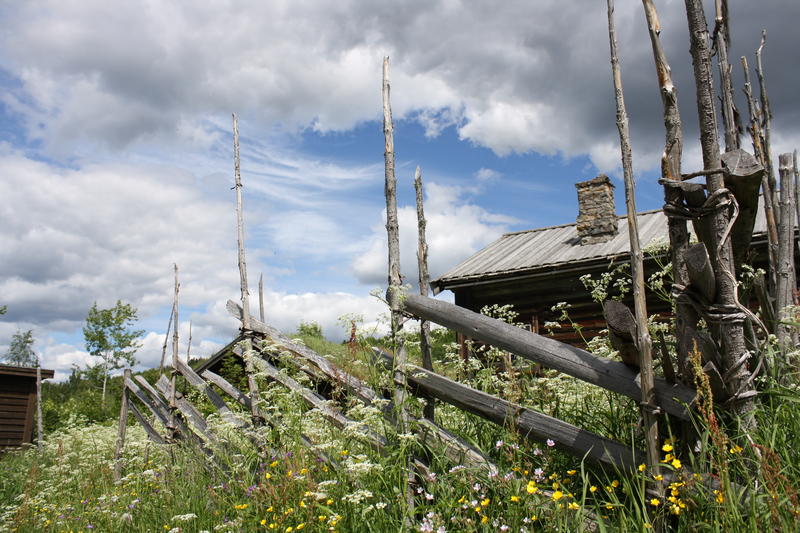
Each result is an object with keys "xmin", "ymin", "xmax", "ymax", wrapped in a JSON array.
[{"xmin": 501, "ymin": 208, "xmax": 664, "ymax": 237}]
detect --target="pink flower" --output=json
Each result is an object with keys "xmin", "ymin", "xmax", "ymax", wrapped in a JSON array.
[{"xmin": 546, "ymin": 439, "xmax": 555, "ymax": 447}]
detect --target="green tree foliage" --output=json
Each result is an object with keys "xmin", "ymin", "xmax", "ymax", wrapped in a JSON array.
[
  {"xmin": 3, "ymin": 329, "xmax": 38, "ymax": 367},
  {"xmin": 82, "ymin": 300, "xmax": 144, "ymax": 406},
  {"xmin": 297, "ymin": 321, "xmax": 323, "ymax": 338}
]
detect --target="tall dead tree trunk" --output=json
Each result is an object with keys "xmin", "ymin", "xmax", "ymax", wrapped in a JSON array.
[
  {"xmin": 607, "ymin": 0, "xmax": 661, "ymax": 498},
  {"xmin": 413, "ymin": 166, "xmax": 435, "ymax": 421},
  {"xmin": 641, "ymin": 0, "xmax": 696, "ymax": 381},
  {"xmin": 713, "ymin": 0, "xmax": 739, "ymax": 152},
  {"xmin": 742, "ymin": 56, "xmax": 779, "ymax": 299},
  {"xmin": 35, "ymin": 354, "xmax": 43, "ymax": 450},
  {"xmin": 756, "ymin": 32, "xmax": 778, "ymax": 212},
  {"xmin": 777, "ymin": 153, "xmax": 798, "ymax": 348},
  {"xmin": 232, "ymin": 113, "xmax": 251, "ymax": 330},
  {"xmin": 168, "ymin": 263, "xmax": 180, "ymax": 440},
  {"xmin": 159, "ymin": 306, "xmax": 174, "ymax": 373},
  {"xmin": 684, "ymin": 0, "xmax": 756, "ymax": 424},
  {"xmin": 259, "ymin": 273, "xmax": 265, "ymax": 323},
  {"xmin": 382, "ymin": 56, "xmax": 413, "ymax": 515}
]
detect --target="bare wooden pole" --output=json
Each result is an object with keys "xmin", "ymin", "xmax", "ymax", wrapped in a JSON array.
[
  {"xmin": 742, "ymin": 56, "xmax": 779, "ymax": 296},
  {"xmin": 413, "ymin": 166, "xmax": 435, "ymax": 421},
  {"xmin": 795, "ymin": 151, "xmax": 800, "ymax": 246},
  {"xmin": 258, "ymin": 272, "xmax": 265, "ymax": 323},
  {"xmin": 756, "ymin": 32, "xmax": 778, "ymax": 210},
  {"xmin": 232, "ymin": 113, "xmax": 251, "ymax": 330},
  {"xmin": 113, "ymin": 368, "xmax": 131, "ymax": 480},
  {"xmin": 169, "ymin": 263, "xmax": 180, "ymax": 439},
  {"xmin": 685, "ymin": 0, "xmax": 755, "ymax": 424},
  {"xmin": 35, "ymin": 354, "xmax": 43, "ymax": 450},
  {"xmin": 159, "ymin": 306, "xmax": 174, "ymax": 373},
  {"xmin": 713, "ymin": 0, "xmax": 739, "ymax": 152},
  {"xmin": 607, "ymin": 0, "xmax": 661, "ymax": 501},
  {"xmin": 382, "ymin": 55, "xmax": 413, "ymax": 517},
  {"xmin": 777, "ymin": 153, "xmax": 798, "ymax": 349},
  {"xmin": 641, "ymin": 0, "xmax": 696, "ymax": 380},
  {"xmin": 186, "ymin": 320, "xmax": 192, "ymax": 361}
]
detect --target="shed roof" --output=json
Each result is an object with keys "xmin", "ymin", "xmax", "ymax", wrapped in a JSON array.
[
  {"xmin": 432, "ymin": 206, "xmax": 770, "ymax": 292},
  {"xmin": 0, "ymin": 365, "xmax": 54, "ymax": 379}
]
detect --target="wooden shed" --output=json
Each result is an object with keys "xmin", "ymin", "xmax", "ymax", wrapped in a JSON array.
[{"xmin": 0, "ymin": 365, "xmax": 54, "ymax": 451}]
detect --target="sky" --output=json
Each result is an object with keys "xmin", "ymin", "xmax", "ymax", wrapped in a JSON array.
[{"xmin": 0, "ymin": 0, "xmax": 798, "ymax": 380}]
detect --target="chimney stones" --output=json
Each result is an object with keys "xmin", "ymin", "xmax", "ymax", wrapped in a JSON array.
[{"xmin": 575, "ymin": 175, "xmax": 619, "ymax": 245}]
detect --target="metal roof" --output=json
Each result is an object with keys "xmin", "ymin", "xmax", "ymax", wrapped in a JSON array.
[{"xmin": 433, "ymin": 206, "xmax": 770, "ymax": 291}]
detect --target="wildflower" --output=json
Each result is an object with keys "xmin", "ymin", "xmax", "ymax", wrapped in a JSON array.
[
  {"xmin": 567, "ymin": 502, "xmax": 580, "ymax": 510},
  {"xmin": 729, "ymin": 445, "xmax": 743, "ymax": 454},
  {"xmin": 261, "ymin": 520, "xmax": 267, "ymax": 526},
  {"xmin": 526, "ymin": 481, "xmax": 539, "ymax": 494},
  {"xmin": 270, "ymin": 460, "xmax": 279, "ymax": 467},
  {"xmin": 480, "ymin": 515, "xmax": 489, "ymax": 524},
  {"xmin": 662, "ymin": 443, "xmax": 673, "ymax": 453},
  {"xmin": 653, "ymin": 475, "xmax": 663, "ymax": 481},
  {"xmin": 265, "ymin": 473, "xmax": 272, "ymax": 479},
  {"xmin": 589, "ymin": 486, "xmax": 598, "ymax": 493},
  {"xmin": 670, "ymin": 458, "xmax": 682, "ymax": 469},
  {"xmin": 546, "ymin": 439, "xmax": 555, "ymax": 447},
  {"xmin": 611, "ymin": 480, "xmax": 619, "ymax": 488},
  {"xmin": 552, "ymin": 491, "xmax": 564, "ymax": 501},
  {"xmin": 650, "ymin": 498, "xmax": 660, "ymax": 507},
  {"xmin": 495, "ymin": 440, "xmax": 504, "ymax": 448},
  {"xmin": 714, "ymin": 490, "xmax": 725, "ymax": 503},
  {"xmin": 638, "ymin": 464, "xmax": 646, "ymax": 472},
  {"xmin": 481, "ymin": 498, "xmax": 490, "ymax": 507},
  {"xmin": 500, "ymin": 525, "xmax": 510, "ymax": 531},
  {"xmin": 567, "ymin": 470, "xmax": 577, "ymax": 475},
  {"xmin": 234, "ymin": 504, "xmax": 249, "ymax": 510},
  {"xmin": 510, "ymin": 496, "xmax": 520, "ymax": 503}
]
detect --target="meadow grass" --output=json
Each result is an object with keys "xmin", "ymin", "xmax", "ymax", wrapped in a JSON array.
[{"xmin": 2, "ymin": 323, "xmax": 799, "ymax": 532}]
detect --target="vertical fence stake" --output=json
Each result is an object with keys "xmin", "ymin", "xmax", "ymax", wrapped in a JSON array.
[{"xmin": 114, "ymin": 369, "xmax": 131, "ymax": 481}]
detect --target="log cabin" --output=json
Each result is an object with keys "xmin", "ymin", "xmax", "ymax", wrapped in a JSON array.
[{"xmin": 430, "ymin": 174, "xmax": 785, "ymax": 347}]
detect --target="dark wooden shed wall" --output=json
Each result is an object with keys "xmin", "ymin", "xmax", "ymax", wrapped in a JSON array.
[{"xmin": 0, "ymin": 365, "xmax": 54, "ymax": 451}]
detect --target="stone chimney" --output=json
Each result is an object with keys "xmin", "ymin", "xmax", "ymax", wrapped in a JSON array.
[{"xmin": 575, "ymin": 174, "xmax": 618, "ymax": 245}]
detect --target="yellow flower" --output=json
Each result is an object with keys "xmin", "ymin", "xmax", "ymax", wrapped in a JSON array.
[
  {"xmin": 671, "ymin": 458, "xmax": 682, "ymax": 469},
  {"xmin": 481, "ymin": 515, "xmax": 489, "ymax": 524},
  {"xmin": 300, "ymin": 501, "xmax": 306, "ymax": 508},
  {"xmin": 270, "ymin": 460, "xmax": 279, "ymax": 467},
  {"xmin": 340, "ymin": 450, "xmax": 349, "ymax": 456},
  {"xmin": 261, "ymin": 519, "xmax": 267, "ymax": 526},
  {"xmin": 297, "ymin": 524, "xmax": 305, "ymax": 530},
  {"xmin": 510, "ymin": 495, "xmax": 520, "ymax": 503},
  {"xmin": 714, "ymin": 490, "xmax": 725, "ymax": 503},
  {"xmin": 670, "ymin": 505, "xmax": 681, "ymax": 515},
  {"xmin": 326, "ymin": 499, "xmax": 333, "ymax": 505},
  {"xmin": 567, "ymin": 502, "xmax": 580, "ymax": 510},
  {"xmin": 265, "ymin": 473, "xmax": 272, "ymax": 479},
  {"xmin": 269, "ymin": 524, "xmax": 277, "ymax": 530},
  {"xmin": 653, "ymin": 474, "xmax": 663, "ymax": 481},
  {"xmin": 638, "ymin": 464, "xmax": 646, "ymax": 472},
  {"xmin": 526, "ymin": 482, "xmax": 539, "ymax": 494},
  {"xmin": 662, "ymin": 443, "xmax": 673, "ymax": 453},
  {"xmin": 531, "ymin": 515, "xmax": 537, "ymax": 521},
  {"xmin": 552, "ymin": 491, "xmax": 564, "ymax": 501},
  {"xmin": 318, "ymin": 516, "xmax": 327, "ymax": 522},
  {"xmin": 481, "ymin": 498, "xmax": 490, "ymax": 507},
  {"xmin": 567, "ymin": 470, "xmax": 577, "ymax": 475},
  {"xmin": 729, "ymin": 445, "xmax": 743, "ymax": 454},
  {"xmin": 650, "ymin": 498, "xmax": 660, "ymax": 507},
  {"xmin": 611, "ymin": 480, "xmax": 619, "ymax": 488},
  {"xmin": 267, "ymin": 506, "xmax": 274, "ymax": 512},
  {"xmin": 234, "ymin": 504, "xmax": 249, "ymax": 510},
  {"xmin": 286, "ymin": 527, "xmax": 293, "ymax": 533},
  {"xmin": 589, "ymin": 485, "xmax": 598, "ymax": 493},
  {"xmin": 474, "ymin": 507, "xmax": 482, "ymax": 513}
]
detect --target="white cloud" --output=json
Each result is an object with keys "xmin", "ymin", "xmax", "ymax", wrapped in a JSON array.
[
  {"xmin": 352, "ymin": 181, "xmax": 514, "ymax": 285},
  {"xmin": 2, "ymin": 0, "xmax": 796, "ymax": 173}
]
